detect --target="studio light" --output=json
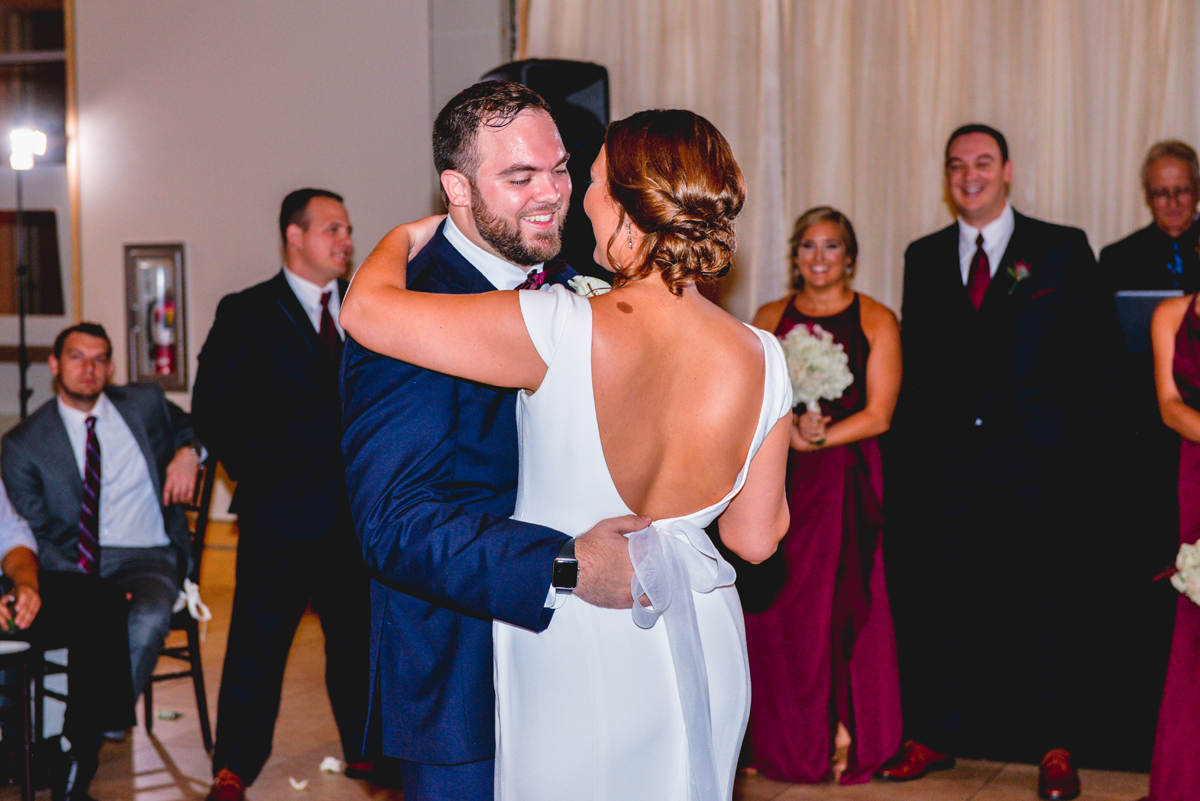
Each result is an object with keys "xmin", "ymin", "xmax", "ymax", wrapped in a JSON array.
[
  {"xmin": 9, "ymin": 128, "xmax": 46, "ymax": 171},
  {"xmin": 9, "ymin": 126, "xmax": 45, "ymax": 417}
]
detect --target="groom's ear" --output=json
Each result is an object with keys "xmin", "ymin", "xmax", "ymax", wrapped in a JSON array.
[{"xmin": 441, "ymin": 170, "xmax": 472, "ymax": 209}]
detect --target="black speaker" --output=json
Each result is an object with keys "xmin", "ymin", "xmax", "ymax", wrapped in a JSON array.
[{"xmin": 481, "ymin": 59, "xmax": 610, "ymax": 276}]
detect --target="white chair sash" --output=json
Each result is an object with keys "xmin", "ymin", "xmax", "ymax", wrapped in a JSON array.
[
  {"xmin": 172, "ymin": 578, "xmax": 213, "ymax": 639},
  {"xmin": 628, "ymin": 520, "xmax": 737, "ymax": 801}
]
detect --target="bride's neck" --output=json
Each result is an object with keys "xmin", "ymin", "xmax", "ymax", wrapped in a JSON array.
[{"xmin": 614, "ymin": 272, "xmax": 703, "ymax": 305}]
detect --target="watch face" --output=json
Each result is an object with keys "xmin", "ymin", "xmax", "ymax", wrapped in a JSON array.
[{"xmin": 552, "ymin": 559, "xmax": 579, "ymax": 590}]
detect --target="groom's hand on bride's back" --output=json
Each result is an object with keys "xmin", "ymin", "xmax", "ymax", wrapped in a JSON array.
[{"xmin": 573, "ymin": 514, "xmax": 650, "ymax": 609}]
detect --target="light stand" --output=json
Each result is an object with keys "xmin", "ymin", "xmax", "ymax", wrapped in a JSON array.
[{"xmin": 10, "ymin": 128, "xmax": 45, "ymax": 419}]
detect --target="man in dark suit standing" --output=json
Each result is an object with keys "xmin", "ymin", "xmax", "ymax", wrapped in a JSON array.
[
  {"xmin": 340, "ymin": 81, "xmax": 642, "ymax": 801},
  {"xmin": 193, "ymin": 189, "xmax": 370, "ymax": 801},
  {"xmin": 1099, "ymin": 140, "xmax": 1200, "ymax": 293},
  {"xmin": 883, "ymin": 125, "xmax": 1115, "ymax": 800},
  {"xmin": 2, "ymin": 322, "xmax": 199, "ymax": 800},
  {"xmin": 1094, "ymin": 140, "xmax": 1200, "ymax": 756}
]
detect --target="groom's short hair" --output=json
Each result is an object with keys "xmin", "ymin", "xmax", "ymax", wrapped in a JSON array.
[{"xmin": 433, "ymin": 80, "xmax": 553, "ymax": 187}]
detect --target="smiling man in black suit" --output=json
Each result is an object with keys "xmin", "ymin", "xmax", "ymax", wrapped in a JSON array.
[
  {"xmin": 883, "ymin": 125, "xmax": 1116, "ymax": 800},
  {"xmin": 192, "ymin": 189, "xmax": 371, "ymax": 801}
]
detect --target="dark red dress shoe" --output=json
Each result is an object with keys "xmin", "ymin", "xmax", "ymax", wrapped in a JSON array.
[
  {"xmin": 1038, "ymin": 749, "xmax": 1081, "ymax": 800},
  {"xmin": 205, "ymin": 769, "xmax": 245, "ymax": 801},
  {"xmin": 343, "ymin": 761, "xmax": 375, "ymax": 780},
  {"xmin": 875, "ymin": 740, "xmax": 955, "ymax": 781}
]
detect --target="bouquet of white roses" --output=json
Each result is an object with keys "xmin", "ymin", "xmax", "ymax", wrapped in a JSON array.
[
  {"xmin": 779, "ymin": 324, "xmax": 854, "ymax": 413},
  {"xmin": 1170, "ymin": 541, "xmax": 1200, "ymax": 607}
]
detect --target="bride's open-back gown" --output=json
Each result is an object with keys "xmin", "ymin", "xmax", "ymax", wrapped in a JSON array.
[{"xmin": 494, "ymin": 286, "xmax": 792, "ymax": 801}]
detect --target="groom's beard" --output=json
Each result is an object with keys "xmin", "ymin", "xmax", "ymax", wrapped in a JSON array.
[{"xmin": 471, "ymin": 190, "xmax": 565, "ymax": 267}]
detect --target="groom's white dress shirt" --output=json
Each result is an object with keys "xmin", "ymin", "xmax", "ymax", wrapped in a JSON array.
[{"xmin": 443, "ymin": 216, "xmax": 545, "ymax": 290}]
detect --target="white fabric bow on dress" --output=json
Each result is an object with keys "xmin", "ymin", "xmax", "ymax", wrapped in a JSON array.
[{"xmin": 628, "ymin": 520, "xmax": 737, "ymax": 801}]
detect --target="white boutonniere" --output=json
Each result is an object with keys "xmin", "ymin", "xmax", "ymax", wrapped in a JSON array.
[
  {"xmin": 568, "ymin": 275, "xmax": 612, "ymax": 297},
  {"xmin": 1007, "ymin": 261, "xmax": 1032, "ymax": 295}
]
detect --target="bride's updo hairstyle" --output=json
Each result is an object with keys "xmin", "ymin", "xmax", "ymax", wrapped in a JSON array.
[{"xmin": 604, "ymin": 110, "xmax": 746, "ymax": 295}]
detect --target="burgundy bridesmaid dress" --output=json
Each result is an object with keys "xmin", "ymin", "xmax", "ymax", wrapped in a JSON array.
[
  {"xmin": 1149, "ymin": 297, "xmax": 1200, "ymax": 800},
  {"xmin": 743, "ymin": 294, "xmax": 903, "ymax": 784}
]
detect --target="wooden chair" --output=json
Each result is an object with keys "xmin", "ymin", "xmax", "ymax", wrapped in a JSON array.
[{"xmin": 142, "ymin": 460, "xmax": 216, "ymax": 753}]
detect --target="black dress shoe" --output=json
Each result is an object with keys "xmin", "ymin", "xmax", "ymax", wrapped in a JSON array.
[{"xmin": 51, "ymin": 736, "xmax": 99, "ymax": 801}]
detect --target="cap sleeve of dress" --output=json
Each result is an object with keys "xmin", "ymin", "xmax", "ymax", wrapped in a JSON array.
[
  {"xmin": 517, "ymin": 284, "xmax": 587, "ymax": 367},
  {"xmin": 760, "ymin": 328, "xmax": 794, "ymax": 420}
]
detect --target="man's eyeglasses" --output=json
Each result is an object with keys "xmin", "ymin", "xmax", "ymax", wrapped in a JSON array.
[{"xmin": 1149, "ymin": 186, "xmax": 1197, "ymax": 203}]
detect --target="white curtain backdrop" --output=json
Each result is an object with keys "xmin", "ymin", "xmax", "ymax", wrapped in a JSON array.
[{"xmin": 525, "ymin": 0, "xmax": 1200, "ymax": 321}]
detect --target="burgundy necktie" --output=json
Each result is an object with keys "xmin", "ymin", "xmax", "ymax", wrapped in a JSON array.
[
  {"xmin": 78, "ymin": 415, "xmax": 100, "ymax": 575},
  {"xmin": 516, "ymin": 269, "xmax": 548, "ymax": 291},
  {"xmin": 515, "ymin": 261, "xmax": 565, "ymax": 291},
  {"xmin": 966, "ymin": 233, "xmax": 990, "ymax": 311},
  {"xmin": 319, "ymin": 290, "xmax": 343, "ymax": 360}
]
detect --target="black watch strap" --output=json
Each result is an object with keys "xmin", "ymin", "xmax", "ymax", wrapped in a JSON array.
[{"xmin": 551, "ymin": 538, "xmax": 579, "ymax": 592}]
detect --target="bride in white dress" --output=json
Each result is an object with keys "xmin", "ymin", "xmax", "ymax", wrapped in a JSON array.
[{"xmin": 341, "ymin": 109, "xmax": 792, "ymax": 800}]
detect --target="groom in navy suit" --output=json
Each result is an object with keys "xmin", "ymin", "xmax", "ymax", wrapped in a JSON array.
[
  {"xmin": 884, "ymin": 125, "xmax": 1117, "ymax": 800},
  {"xmin": 341, "ymin": 81, "xmax": 643, "ymax": 801}
]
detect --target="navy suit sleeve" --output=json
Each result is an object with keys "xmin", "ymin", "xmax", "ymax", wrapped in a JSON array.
[
  {"xmin": 340, "ymin": 339, "xmax": 568, "ymax": 632},
  {"xmin": 192, "ymin": 294, "xmax": 250, "ymax": 480}
]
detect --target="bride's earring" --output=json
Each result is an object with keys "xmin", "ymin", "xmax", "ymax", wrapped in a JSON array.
[{"xmin": 625, "ymin": 219, "xmax": 633, "ymax": 249}]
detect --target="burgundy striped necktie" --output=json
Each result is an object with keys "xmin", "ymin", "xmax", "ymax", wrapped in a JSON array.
[
  {"xmin": 516, "ymin": 269, "xmax": 548, "ymax": 291},
  {"xmin": 967, "ymin": 233, "xmax": 991, "ymax": 311},
  {"xmin": 516, "ymin": 260, "xmax": 565, "ymax": 291},
  {"xmin": 78, "ymin": 415, "xmax": 100, "ymax": 575},
  {"xmin": 319, "ymin": 290, "xmax": 343, "ymax": 360}
]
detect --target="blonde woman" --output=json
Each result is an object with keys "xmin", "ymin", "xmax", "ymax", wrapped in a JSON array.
[{"xmin": 743, "ymin": 207, "xmax": 902, "ymax": 784}]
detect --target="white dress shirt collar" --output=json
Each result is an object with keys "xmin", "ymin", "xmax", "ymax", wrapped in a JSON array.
[
  {"xmin": 57, "ymin": 390, "xmax": 112, "ymax": 435},
  {"xmin": 283, "ymin": 266, "xmax": 343, "ymax": 337},
  {"xmin": 443, "ymin": 215, "xmax": 541, "ymax": 291},
  {"xmin": 957, "ymin": 203, "xmax": 1015, "ymax": 284}
]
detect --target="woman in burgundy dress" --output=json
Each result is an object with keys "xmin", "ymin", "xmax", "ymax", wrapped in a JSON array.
[
  {"xmin": 745, "ymin": 207, "xmax": 903, "ymax": 784},
  {"xmin": 1147, "ymin": 293, "xmax": 1200, "ymax": 801}
]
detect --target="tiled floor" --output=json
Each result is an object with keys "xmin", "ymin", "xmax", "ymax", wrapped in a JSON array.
[
  {"xmin": 736, "ymin": 761, "xmax": 1149, "ymax": 800},
  {"xmin": 0, "ymin": 521, "xmax": 1154, "ymax": 800}
]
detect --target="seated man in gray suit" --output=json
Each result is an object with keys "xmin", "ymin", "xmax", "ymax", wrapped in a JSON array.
[{"xmin": 1, "ymin": 323, "xmax": 201, "ymax": 711}]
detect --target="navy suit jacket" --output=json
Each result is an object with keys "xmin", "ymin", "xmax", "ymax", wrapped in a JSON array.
[
  {"xmin": 192, "ymin": 271, "xmax": 350, "ymax": 541},
  {"xmin": 1, "ymin": 384, "xmax": 195, "ymax": 579},
  {"xmin": 340, "ymin": 224, "xmax": 576, "ymax": 764}
]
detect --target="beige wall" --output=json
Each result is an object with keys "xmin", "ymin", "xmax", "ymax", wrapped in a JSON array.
[{"xmin": 73, "ymin": 0, "xmax": 437, "ymax": 403}]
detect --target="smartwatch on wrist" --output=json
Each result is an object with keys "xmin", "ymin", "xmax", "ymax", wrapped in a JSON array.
[{"xmin": 551, "ymin": 538, "xmax": 579, "ymax": 595}]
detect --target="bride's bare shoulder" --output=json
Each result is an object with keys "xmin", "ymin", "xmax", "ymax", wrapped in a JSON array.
[{"xmin": 700, "ymin": 300, "xmax": 773, "ymax": 364}]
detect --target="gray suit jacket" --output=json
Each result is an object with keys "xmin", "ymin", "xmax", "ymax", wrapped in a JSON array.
[{"xmin": 0, "ymin": 384, "xmax": 195, "ymax": 579}]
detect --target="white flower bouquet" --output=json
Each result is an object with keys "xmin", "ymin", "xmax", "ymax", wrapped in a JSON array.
[
  {"xmin": 568, "ymin": 275, "xmax": 611, "ymax": 297},
  {"xmin": 1170, "ymin": 541, "xmax": 1200, "ymax": 607},
  {"xmin": 779, "ymin": 324, "xmax": 854, "ymax": 413}
]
